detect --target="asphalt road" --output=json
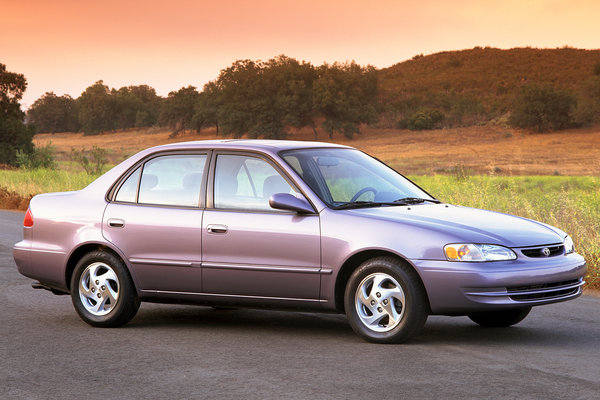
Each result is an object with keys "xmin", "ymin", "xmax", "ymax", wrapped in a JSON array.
[{"xmin": 1, "ymin": 210, "xmax": 599, "ymax": 399}]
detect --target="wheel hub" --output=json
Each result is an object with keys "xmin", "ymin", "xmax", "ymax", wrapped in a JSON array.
[
  {"xmin": 355, "ymin": 272, "xmax": 406, "ymax": 332},
  {"xmin": 78, "ymin": 262, "xmax": 120, "ymax": 316}
]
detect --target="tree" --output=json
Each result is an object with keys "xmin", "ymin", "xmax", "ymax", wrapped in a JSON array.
[
  {"xmin": 259, "ymin": 56, "xmax": 317, "ymax": 139},
  {"xmin": 158, "ymin": 86, "xmax": 200, "ymax": 136},
  {"xmin": 212, "ymin": 60, "xmax": 260, "ymax": 138},
  {"xmin": 27, "ymin": 92, "xmax": 79, "ymax": 133},
  {"xmin": 0, "ymin": 63, "xmax": 34, "ymax": 165},
  {"xmin": 191, "ymin": 81, "xmax": 220, "ymax": 134},
  {"xmin": 313, "ymin": 62, "xmax": 379, "ymax": 139},
  {"xmin": 130, "ymin": 85, "xmax": 161, "ymax": 128},
  {"xmin": 213, "ymin": 56, "xmax": 317, "ymax": 139},
  {"xmin": 112, "ymin": 87, "xmax": 140, "ymax": 129},
  {"xmin": 78, "ymin": 81, "xmax": 117, "ymax": 135},
  {"xmin": 112, "ymin": 85, "xmax": 161, "ymax": 129},
  {"xmin": 509, "ymin": 84, "xmax": 576, "ymax": 132}
]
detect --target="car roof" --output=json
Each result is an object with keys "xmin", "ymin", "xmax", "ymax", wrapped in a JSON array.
[{"xmin": 147, "ymin": 139, "xmax": 352, "ymax": 153}]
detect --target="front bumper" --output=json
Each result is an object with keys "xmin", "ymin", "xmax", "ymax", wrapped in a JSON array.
[{"xmin": 412, "ymin": 253, "xmax": 587, "ymax": 314}]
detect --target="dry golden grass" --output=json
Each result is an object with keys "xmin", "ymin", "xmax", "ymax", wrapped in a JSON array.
[{"xmin": 33, "ymin": 125, "xmax": 600, "ymax": 176}]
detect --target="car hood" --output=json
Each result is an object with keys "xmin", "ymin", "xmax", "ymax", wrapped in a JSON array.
[{"xmin": 346, "ymin": 204, "xmax": 566, "ymax": 247}]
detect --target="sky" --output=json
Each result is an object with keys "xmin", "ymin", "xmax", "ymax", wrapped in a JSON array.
[{"xmin": 1, "ymin": 0, "xmax": 599, "ymax": 108}]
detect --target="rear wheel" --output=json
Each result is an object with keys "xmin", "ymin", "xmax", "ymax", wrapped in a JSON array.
[
  {"xmin": 344, "ymin": 257, "xmax": 429, "ymax": 344},
  {"xmin": 70, "ymin": 251, "xmax": 140, "ymax": 327},
  {"xmin": 468, "ymin": 307, "xmax": 531, "ymax": 327}
]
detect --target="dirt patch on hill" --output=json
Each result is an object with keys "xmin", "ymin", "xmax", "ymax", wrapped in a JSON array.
[{"xmin": 0, "ymin": 188, "xmax": 31, "ymax": 211}]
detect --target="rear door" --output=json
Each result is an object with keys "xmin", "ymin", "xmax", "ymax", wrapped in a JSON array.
[{"xmin": 103, "ymin": 152, "xmax": 208, "ymax": 293}]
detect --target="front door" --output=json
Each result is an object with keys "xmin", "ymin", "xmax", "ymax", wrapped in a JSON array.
[{"xmin": 202, "ymin": 153, "xmax": 321, "ymax": 300}]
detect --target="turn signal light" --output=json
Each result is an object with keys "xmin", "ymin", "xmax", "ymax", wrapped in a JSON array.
[{"xmin": 24, "ymin": 208, "xmax": 34, "ymax": 227}]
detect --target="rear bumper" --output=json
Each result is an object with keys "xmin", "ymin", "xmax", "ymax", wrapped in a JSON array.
[
  {"xmin": 13, "ymin": 240, "xmax": 69, "ymax": 291},
  {"xmin": 413, "ymin": 253, "xmax": 587, "ymax": 314}
]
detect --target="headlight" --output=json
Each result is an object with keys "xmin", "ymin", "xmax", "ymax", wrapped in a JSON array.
[
  {"xmin": 564, "ymin": 235, "xmax": 574, "ymax": 254},
  {"xmin": 444, "ymin": 244, "xmax": 517, "ymax": 262}
]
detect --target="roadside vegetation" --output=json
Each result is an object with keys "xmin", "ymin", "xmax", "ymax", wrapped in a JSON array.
[{"xmin": 0, "ymin": 166, "xmax": 98, "ymax": 196}]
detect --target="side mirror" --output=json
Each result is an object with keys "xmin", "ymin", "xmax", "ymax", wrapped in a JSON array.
[{"xmin": 269, "ymin": 193, "xmax": 314, "ymax": 214}]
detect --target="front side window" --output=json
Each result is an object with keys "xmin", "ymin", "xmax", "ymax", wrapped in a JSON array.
[
  {"xmin": 115, "ymin": 154, "xmax": 207, "ymax": 207},
  {"xmin": 214, "ymin": 154, "xmax": 296, "ymax": 211}
]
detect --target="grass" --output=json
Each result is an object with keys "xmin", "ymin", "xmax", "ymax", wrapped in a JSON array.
[
  {"xmin": 0, "ymin": 164, "xmax": 100, "ymax": 196},
  {"xmin": 0, "ymin": 167, "xmax": 598, "ymax": 289},
  {"xmin": 411, "ymin": 175, "xmax": 600, "ymax": 288}
]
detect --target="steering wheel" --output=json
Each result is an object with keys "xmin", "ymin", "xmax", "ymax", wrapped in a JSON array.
[{"xmin": 350, "ymin": 187, "xmax": 378, "ymax": 202}]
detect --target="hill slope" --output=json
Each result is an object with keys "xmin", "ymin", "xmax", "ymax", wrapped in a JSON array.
[{"xmin": 377, "ymin": 47, "xmax": 600, "ymax": 125}]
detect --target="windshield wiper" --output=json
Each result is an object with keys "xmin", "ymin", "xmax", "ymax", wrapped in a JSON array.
[
  {"xmin": 333, "ymin": 201, "xmax": 384, "ymax": 210},
  {"xmin": 393, "ymin": 197, "xmax": 441, "ymax": 204},
  {"xmin": 333, "ymin": 197, "xmax": 441, "ymax": 210}
]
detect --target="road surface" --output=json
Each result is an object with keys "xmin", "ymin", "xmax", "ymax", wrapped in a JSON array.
[{"xmin": 1, "ymin": 210, "xmax": 599, "ymax": 399}]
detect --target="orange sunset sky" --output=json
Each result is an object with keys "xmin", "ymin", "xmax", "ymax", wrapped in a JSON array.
[{"xmin": 1, "ymin": 0, "xmax": 599, "ymax": 107}]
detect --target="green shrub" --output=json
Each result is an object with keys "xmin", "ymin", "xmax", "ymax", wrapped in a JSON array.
[
  {"xmin": 574, "ymin": 76, "xmax": 600, "ymax": 126},
  {"xmin": 509, "ymin": 84, "xmax": 576, "ymax": 132},
  {"xmin": 70, "ymin": 146, "xmax": 109, "ymax": 175},
  {"xmin": 402, "ymin": 109, "xmax": 444, "ymax": 130},
  {"xmin": 16, "ymin": 142, "xmax": 56, "ymax": 170}
]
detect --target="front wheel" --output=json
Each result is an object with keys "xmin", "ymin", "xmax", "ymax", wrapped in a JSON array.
[
  {"xmin": 468, "ymin": 307, "xmax": 531, "ymax": 327},
  {"xmin": 70, "ymin": 251, "xmax": 140, "ymax": 327},
  {"xmin": 344, "ymin": 257, "xmax": 429, "ymax": 344}
]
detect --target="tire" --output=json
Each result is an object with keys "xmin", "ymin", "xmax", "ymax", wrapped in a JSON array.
[
  {"xmin": 211, "ymin": 306, "xmax": 238, "ymax": 310},
  {"xmin": 468, "ymin": 307, "xmax": 531, "ymax": 327},
  {"xmin": 70, "ymin": 250, "xmax": 140, "ymax": 327},
  {"xmin": 344, "ymin": 257, "xmax": 429, "ymax": 344}
]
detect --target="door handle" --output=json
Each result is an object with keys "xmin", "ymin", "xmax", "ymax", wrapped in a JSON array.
[
  {"xmin": 108, "ymin": 218, "xmax": 125, "ymax": 228},
  {"xmin": 207, "ymin": 224, "xmax": 228, "ymax": 234}
]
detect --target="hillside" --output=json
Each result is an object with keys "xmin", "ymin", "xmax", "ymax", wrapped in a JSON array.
[{"xmin": 377, "ymin": 47, "xmax": 600, "ymax": 125}]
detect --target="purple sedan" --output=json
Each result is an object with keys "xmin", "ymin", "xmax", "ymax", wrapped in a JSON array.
[{"xmin": 13, "ymin": 140, "xmax": 587, "ymax": 343}]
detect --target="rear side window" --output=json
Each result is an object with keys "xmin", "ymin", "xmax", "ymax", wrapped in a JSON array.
[{"xmin": 115, "ymin": 154, "xmax": 207, "ymax": 207}]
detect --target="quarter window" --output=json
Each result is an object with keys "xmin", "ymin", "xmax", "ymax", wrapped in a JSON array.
[{"xmin": 115, "ymin": 167, "xmax": 141, "ymax": 203}]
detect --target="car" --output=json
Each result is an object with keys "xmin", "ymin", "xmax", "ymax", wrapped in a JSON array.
[{"xmin": 13, "ymin": 140, "xmax": 587, "ymax": 343}]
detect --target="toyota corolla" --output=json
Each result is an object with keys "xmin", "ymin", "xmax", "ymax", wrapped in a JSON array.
[{"xmin": 13, "ymin": 140, "xmax": 587, "ymax": 343}]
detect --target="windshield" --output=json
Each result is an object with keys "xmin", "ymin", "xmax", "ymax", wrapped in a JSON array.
[{"xmin": 281, "ymin": 148, "xmax": 435, "ymax": 208}]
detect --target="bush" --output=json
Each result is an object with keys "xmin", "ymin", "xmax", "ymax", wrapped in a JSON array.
[
  {"xmin": 70, "ymin": 146, "xmax": 109, "ymax": 175},
  {"xmin": 574, "ymin": 76, "xmax": 600, "ymax": 126},
  {"xmin": 401, "ymin": 109, "xmax": 444, "ymax": 130},
  {"xmin": 16, "ymin": 142, "xmax": 56, "ymax": 170},
  {"xmin": 509, "ymin": 84, "xmax": 576, "ymax": 132}
]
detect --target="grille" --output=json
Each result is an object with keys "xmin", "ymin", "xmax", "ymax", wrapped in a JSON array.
[
  {"xmin": 521, "ymin": 245, "xmax": 564, "ymax": 258},
  {"xmin": 507, "ymin": 279, "xmax": 581, "ymax": 301}
]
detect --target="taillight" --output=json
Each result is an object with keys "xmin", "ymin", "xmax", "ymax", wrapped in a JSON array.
[{"xmin": 24, "ymin": 208, "xmax": 34, "ymax": 227}]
